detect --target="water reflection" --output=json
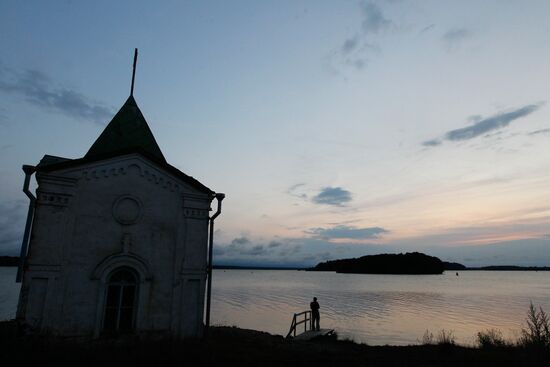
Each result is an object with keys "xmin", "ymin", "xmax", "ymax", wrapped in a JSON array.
[
  {"xmin": 211, "ymin": 270, "xmax": 550, "ymax": 345},
  {"xmin": 2, "ymin": 268, "xmax": 549, "ymax": 345}
]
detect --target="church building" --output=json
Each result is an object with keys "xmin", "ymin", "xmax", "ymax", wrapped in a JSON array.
[{"xmin": 15, "ymin": 59, "xmax": 223, "ymax": 337}]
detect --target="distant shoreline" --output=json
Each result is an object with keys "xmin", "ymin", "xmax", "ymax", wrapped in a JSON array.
[
  {"xmin": 461, "ymin": 266, "xmax": 550, "ymax": 271},
  {"xmin": 212, "ymin": 264, "xmax": 550, "ymax": 272},
  {"xmin": 0, "ymin": 256, "xmax": 18, "ymax": 267},
  {"xmin": 2, "ymin": 256, "xmax": 549, "ymax": 271},
  {"xmin": 213, "ymin": 265, "xmax": 303, "ymax": 270}
]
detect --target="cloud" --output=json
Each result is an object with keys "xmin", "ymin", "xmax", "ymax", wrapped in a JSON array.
[
  {"xmin": 0, "ymin": 200, "xmax": 27, "ymax": 255},
  {"xmin": 342, "ymin": 36, "xmax": 360, "ymax": 55},
  {"xmin": 213, "ymin": 237, "xmax": 304, "ymax": 266},
  {"xmin": 467, "ymin": 115, "xmax": 483, "ymax": 123},
  {"xmin": 216, "ymin": 233, "xmax": 550, "ymax": 267},
  {"xmin": 215, "ymin": 237, "xmax": 271, "ymax": 258},
  {"xmin": 312, "ymin": 187, "xmax": 352, "ymax": 206},
  {"xmin": 216, "ymin": 236, "xmax": 268, "ymax": 256},
  {"xmin": 231, "ymin": 236, "xmax": 250, "ymax": 245},
  {"xmin": 211, "ymin": 216, "xmax": 550, "ymax": 267},
  {"xmin": 424, "ymin": 103, "xmax": 543, "ymax": 146},
  {"xmin": 442, "ymin": 28, "xmax": 472, "ymax": 48},
  {"xmin": 527, "ymin": 128, "xmax": 550, "ymax": 136},
  {"xmin": 278, "ymin": 245, "xmax": 301, "ymax": 257},
  {"xmin": 446, "ymin": 104, "xmax": 542, "ymax": 141},
  {"xmin": 419, "ymin": 24, "xmax": 435, "ymax": 34},
  {"xmin": 307, "ymin": 225, "xmax": 388, "ymax": 240},
  {"xmin": 287, "ymin": 183, "xmax": 308, "ymax": 200},
  {"xmin": 360, "ymin": 2, "xmax": 391, "ymax": 34},
  {"xmin": 422, "ymin": 138, "xmax": 441, "ymax": 147},
  {"xmin": 332, "ymin": 1, "xmax": 392, "ymax": 71},
  {"xmin": 268, "ymin": 241, "xmax": 283, "ymax": 248},
  {"xmin": 316, "ymin": 252, "xmax": 333, "ymax": 261},
  {"xmin": 240, "ymin": 245, "xmax": 266, "ymax": 256},
  {"xmin": 214, "ymin": 240, "xmax": 307, "ymax": 267},
  {"xmin": 428, "ymin": 237, "xmax": 550, "ymax": 267},
  {"xmin": 0, "ymin": 106, "xmax": 7, "ymax": 124},
  {"xmin": 0, "ymin": 65, "xmax": 114, "ymax": 125}
]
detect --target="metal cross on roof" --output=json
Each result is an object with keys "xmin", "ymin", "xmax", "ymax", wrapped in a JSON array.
[{"xmin": 130, "ymin": 48, "xmax": 138, "ymax": 96}]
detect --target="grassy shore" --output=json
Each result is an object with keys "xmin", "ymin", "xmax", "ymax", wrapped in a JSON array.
[{"xmin": 1, "ymin": 321, "xmax": 549, "ymax": 367}]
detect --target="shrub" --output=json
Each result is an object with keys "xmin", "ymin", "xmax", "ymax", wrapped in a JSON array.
[
  {"xmin": 420, "ymin": 329, "xmax": 455, "ymax": 346},
  {"xmin": 421, "ymin": 330, "xmax": 434, "ymax": 345},
  {"xmin": 477, "ymin": 329, "xmax": 507, "ymax": 348},
  {"xmin": 519, "ymin": 302, "xmax": 550, "ymax": 348},
  {"xmin": 435, "ymin": 329, "xmax": 456, "ymax": 345}
]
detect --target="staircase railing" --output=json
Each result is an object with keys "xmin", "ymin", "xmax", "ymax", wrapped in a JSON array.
[{"xmin": 286, "ymin": 310, "xmax": 312, "ymax": 338}]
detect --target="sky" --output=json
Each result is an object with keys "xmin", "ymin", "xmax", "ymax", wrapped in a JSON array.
[{"xmin": 1, "ymin": 0, "xmax": 550, "ymax": 267}]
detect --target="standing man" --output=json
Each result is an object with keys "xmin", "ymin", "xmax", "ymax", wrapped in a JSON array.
[{"xmin": 310, "ymin": 297, "xmax": 320, "ymax": 331}]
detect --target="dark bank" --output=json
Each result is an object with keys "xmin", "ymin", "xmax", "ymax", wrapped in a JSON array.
[{"xmin": 1, "ymin": 321, "xmax": 549, "ymax": 367}]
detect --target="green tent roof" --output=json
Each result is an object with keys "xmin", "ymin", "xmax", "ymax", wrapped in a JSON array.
[
  {"xmin": 85, "ymin": 96, "xmax": 166, "ymax": 162},
  {"xmin": 37, "ymin": 95, "xmax": 213, "ymax": 194}
]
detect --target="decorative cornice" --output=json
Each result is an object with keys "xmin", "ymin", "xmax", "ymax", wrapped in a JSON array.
[
  {"xmin": 82, "ymin": 162, "xmax": 184, "ymax": 193},
  {"xmin": 82, "ymin": 166, "xmax": 127, "ymax": 180},
  {"xmin": 37, "ymin": 191, "xmax": 72, "ymax": 207},
  {"xmin": 182, "ymin": 192, "xmax": 211, "ymax": 218},
  {"xmin": 183, "ymin": 208, "xmax": 209, "ymax": 219},
  {"xmin": 36, "ymin": 173, "xmax": 78, "ymax": 187}
]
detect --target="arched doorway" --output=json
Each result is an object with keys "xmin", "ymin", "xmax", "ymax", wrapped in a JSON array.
[{"xmin": 103, "ymin": 267, "xmax": 138, "ymax": 333}]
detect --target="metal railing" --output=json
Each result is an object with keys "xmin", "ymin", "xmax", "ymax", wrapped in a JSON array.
[{"xmin": 286, "ymin": 310, "xmax": 313, "ymax": 338}]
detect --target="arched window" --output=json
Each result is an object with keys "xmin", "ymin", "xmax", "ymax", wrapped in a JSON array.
[{"xmin": 103, "ymin": 267, "xmax": 138, "ymax": 333}]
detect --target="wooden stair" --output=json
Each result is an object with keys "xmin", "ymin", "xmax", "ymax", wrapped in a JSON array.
[{"xmin": 286, "ymin": 310, "xmax": 335, "ymax": 340}]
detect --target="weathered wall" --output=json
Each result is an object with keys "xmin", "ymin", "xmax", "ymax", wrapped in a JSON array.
[{"xmin": 17, "ymin": 154, "xmax": 212, "ymax": 338}]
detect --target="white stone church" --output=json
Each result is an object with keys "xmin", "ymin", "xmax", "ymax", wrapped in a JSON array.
[{"xmin": 16, "ymin": 91, "xmax": 222, "ymax": 338}]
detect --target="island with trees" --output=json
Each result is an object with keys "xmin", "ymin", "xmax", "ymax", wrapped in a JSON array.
[{"xmin": 308, "ymin": 252, "xmax": 448, "ymax": 274}]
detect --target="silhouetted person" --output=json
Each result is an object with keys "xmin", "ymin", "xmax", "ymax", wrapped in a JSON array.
[{"xmin": 310, "ymin": 297, "xmax": 320, "ymax": 331}]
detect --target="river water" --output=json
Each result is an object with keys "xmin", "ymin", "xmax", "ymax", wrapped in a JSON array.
[{"xmin": 2, "ymin": 267, "xmax": 550, "ymax": 345}]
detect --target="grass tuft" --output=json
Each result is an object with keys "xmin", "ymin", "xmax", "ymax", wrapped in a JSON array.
[
  {"xmin": 519, "ymin": 302, "xmax": 550, "ymax": 349},
  {"xmin": 420, "ymin": 329, "xmax": 455, "ymax": 346},
  {"xmin": 477, "ymin": 329, "xmax": 509, "ymax": 348}
]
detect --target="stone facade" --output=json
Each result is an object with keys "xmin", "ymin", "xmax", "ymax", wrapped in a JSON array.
[{"xmin": 16, "ymin": 97, "xmax": 216, "ymax": 338}]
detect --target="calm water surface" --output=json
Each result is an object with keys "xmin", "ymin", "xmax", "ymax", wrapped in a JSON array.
[
  {"xmin": 2, "ymin": 267, "xmax": 550, "ymax": 345},
  {"xmin": 210, "ymin": 269, "xmax": 550, "ymax": 345},
  {"xmin": 0, "ymin": 267, "xmax": 20, "ymax": 321}
]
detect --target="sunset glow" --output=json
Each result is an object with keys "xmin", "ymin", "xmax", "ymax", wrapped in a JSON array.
[{"xmin": 1, "ymin": 0, "xmax": 550, "ymax": 267}]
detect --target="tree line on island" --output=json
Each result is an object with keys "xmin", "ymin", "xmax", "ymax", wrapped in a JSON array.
[
  {"xmin": 308, "ymin": 252, "xmax": 451, "ymax": 274},
  {"xmin": 307, "ymin": 252, "xmax": 550, "ymax": 274}
]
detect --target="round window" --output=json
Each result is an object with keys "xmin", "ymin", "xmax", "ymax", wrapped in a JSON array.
[{"xmin": 112, "ymin": 196, "xmax": 142, "ymax": 224}]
